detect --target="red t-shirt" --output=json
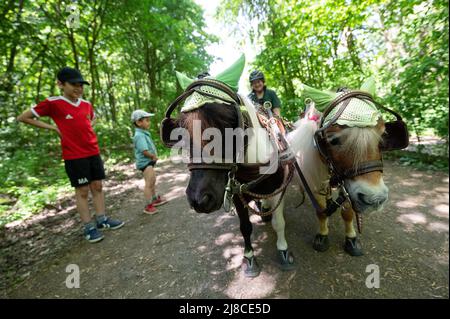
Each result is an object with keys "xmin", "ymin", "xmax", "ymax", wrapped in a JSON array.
[{"xmin": 32, "ymin": 96, "xmax": 100, "ymax": 160}]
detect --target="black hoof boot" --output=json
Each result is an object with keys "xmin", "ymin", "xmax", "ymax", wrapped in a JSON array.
[
  {"xmin": 313, "ymin": 234, "xmax": 330, "ymax": 252},
  {"xmin": 242, "ymin": 256, "xmax": 261, "ymax": 277},
  {"xmin": 278, "ymin": 250, "xmax": 295, "ymax": 271},
  {"xmin": 344, "ymin": 237, "xmax": 363, "ymax": 256}
]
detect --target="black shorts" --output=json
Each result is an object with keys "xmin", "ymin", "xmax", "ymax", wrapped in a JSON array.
[
  {"xmin": 139, "ymin": 161, "xmax": 157, "ymax": 172},
  {"xmin": 64, "ymin": 155, "xmax": 106, "ymax": 187}
]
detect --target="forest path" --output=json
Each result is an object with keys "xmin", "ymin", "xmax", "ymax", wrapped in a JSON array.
[{"xmin": 2, "ymin": 160, "xmax": 448, "ymax": 298}]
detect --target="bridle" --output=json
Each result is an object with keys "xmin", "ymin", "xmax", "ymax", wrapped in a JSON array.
[
  {"xmin": 316, "ymin": 91, "xmax": 383, "ymax": 187},
  {"xmin": 161, "ymin": 78, "xmax": 294, "ymax": 216},
  {"xmin": 312, "ymin": 90, "xmax": 409, "ymax": 231}
]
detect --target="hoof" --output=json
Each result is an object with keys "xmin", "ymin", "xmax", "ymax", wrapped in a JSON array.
[
  {"xmin": 242, "ymin": 256, "xmax": 260, "ymax": 277},
  {"xmin": 313, "ymin": 234, "xmax": 329, "ymax": 252},
  {"xmin": 344, "ymin": 237, "xmax": 363, "ymax": 256},
  {"xmin": 278, "ymin": 250, "xmax": 295, "ymax": 271}
]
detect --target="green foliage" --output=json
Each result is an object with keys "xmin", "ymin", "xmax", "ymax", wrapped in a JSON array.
[
  {"xmin": 0, "ymin": 0, "xmax": 215, "ymax": 226},
  {"xmin": 0, "ymin": 145, "xmax": 69, "ymax": 227},
  {"xmin": 0, "ymin": 0, "xmax": 448, "ymax": 226},
  {"xmin": 220, "ymin": 0, "xmax": 449, "ymax": 139},
  {"xmin": 383, "ymin": 149, "xmax": 449, "ymax": 172}
]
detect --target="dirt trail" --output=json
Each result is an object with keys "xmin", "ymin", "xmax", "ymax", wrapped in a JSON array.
[{"xmin": 1, "ymin": 160, "xmax": 448, "ymax": 298}]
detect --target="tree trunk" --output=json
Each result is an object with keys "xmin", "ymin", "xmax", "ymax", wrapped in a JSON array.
[
  {"xmin": 0, "ymin": 0, "xmax": 25, "ymax": 125},
  {"xmin": 68, "ymin": 29, "xmax": 79, "ymax": 69}
]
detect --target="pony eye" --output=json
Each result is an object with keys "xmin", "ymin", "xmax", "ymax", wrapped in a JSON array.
[{"xmin": 328, "ymin": 137, "xmax": 341, "ymax": 146}]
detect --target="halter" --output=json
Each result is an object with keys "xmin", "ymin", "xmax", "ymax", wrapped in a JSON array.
[
  {"xmin": 161, "ymin": 78, "xmax": 294, "ymax": 216},
  {"xmin": 312, "ymin": 90, "xmax": 409, "ymax": 232}
]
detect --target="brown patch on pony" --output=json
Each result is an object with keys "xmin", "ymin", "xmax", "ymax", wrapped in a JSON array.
[{"xmin": 354, "ymin": 171, "xmax": 383, "ymax": 185}]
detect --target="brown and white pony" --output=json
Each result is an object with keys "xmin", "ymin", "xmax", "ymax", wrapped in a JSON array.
[{"xmin": 287, "ymin": 105, "xmax": 389, "ymax": 255}]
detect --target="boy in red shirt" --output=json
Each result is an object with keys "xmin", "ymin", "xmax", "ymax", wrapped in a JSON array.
[{"xmin": 17, "ymin": 67, "xmax": 124, "ymax": 243}]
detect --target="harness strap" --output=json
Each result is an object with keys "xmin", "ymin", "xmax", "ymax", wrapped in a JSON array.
[
  {"xmin": 256, "ymin": 107, "xmax": 326, "ymax": 215},
  {"xmin": 330, "ymin": 159, "xmax": 384, "ymax": 187},
  {"xmin": 238, "ymin": 163, "xmax": 295, "ymax": 216},
  {"xmin": 188, "ymin": 163, "xmax": 236, "ymax": 171}
]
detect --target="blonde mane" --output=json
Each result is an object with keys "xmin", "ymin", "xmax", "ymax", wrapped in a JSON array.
[
  {"xmin": 287, "ymin": 116, "xmax": 384, "ymax": 192},
  {"xmin": 331, "ymin": 125, "xmax": 383, "ymax": 172}
]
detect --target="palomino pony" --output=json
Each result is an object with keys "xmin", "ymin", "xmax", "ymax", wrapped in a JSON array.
[
  {"xmin": 161, "ymin": 78, "xmax": 296, "ymax": 277},
  {"xmin": 286, "ymin": 89, "xmax": 409, "ymax": 255}
]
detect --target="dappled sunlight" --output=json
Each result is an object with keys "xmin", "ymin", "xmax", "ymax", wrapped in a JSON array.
[
  {"xmin": 396, "ymin": 200, "xmax": 420, "ymax": 209},
  {"xmin": 164, "ymin": 186, "xmax": 186, "ymax": 201},
  {"xmin": 5, "ymin": 203, "xmax": 78, "ymax": 229},
  {"xmin": 420, "ymin": 190, "xmax": 445, "ymax": 197},
  {"xmin": 396, "ymin": 206, "xmax": 449, "ymax": 234},
  {"xmin": 401, "ymin": 180, "xmax": 419, "ymax": 187},
  {"xmin": 435, "ymin": 187, "xmax": 449, "ymax": 193},
  {"xmin": 249, "ymin": 214, "xmax": 263, "ymax": 224},
  {"xmin": 215, "ymin": 233, "xmax": 236, "ymax": 246},
  {"xmin": 254, "ymin": 231, "xmax": 269, "ymax": 243},
  {"xmin": 387, "ymin": 163, "xmax": 449, "ymax": 235},
  {"xmin": 212, "ymin": 213, "xmax": 235, "ymax": 228},
  {"xmin": 224, "ymin": 271, "xmax": 278, "ymax": 299},
  {"xmin": 432, "ymin": 204, "xmax": 449, "ymax": 219},
  {"xmin": 197, "ymin": 245, "xmax": 207, "ymax": 253},
  {"xmin": 107, "ymin": 179, "xmax": 141, "ymax": 196},
  {"xmin": 222, "ymin": 246, "xmax": 244, "ymax": 270},
  {"xmin": 427, "ymin": 222, "xmax": 449, "ymax": 233},
  {"xmin": 397, "ymin": 212, "xmax": 427, "ymax": 226},
  {"xmin": 156, "ymin": 170, "xmax": 189, "ymax": 182},
  {"xmin": 157, "ymin": 173, "xmax": 188, "ymax": 184}
]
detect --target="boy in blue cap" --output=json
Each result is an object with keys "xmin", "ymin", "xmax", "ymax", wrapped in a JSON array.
[{"xmin": 132, "ymin": 110, "xmax": 168, "ymax": 214}]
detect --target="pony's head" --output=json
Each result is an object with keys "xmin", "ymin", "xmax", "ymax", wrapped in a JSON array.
[
  {"xmin": 180, "ymin": 102, "xmax": 241, "ymax": 213},
  {"xmin": 322, "ymin": 119, "xmax": 388, "ymax": 213},
  {"xmin": 299, "ymin": 78, "xmax": 408, "ymax": 214}
]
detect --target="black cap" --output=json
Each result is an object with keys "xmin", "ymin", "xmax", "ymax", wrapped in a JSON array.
[
  {"xmin": 57, "ymin": 67, "xmax": 90, "ymax": 85},
  {"xmin": 249, "ymin": 70, "xmax": 265, "ymax": 83},
  {"xmin": 197, "ymin": 72, "xmax": 210, "ymax": 79}
]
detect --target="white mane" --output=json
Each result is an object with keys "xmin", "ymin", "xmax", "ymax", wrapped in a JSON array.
[
  {"xmin": 286, "ymin": 117, "xmax": 329, "ymax": 193},
  {"xmin": 239, "ymin": 94, "xmax": 275, "ymax": 165}
]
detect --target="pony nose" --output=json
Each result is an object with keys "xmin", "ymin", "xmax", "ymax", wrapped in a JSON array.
[
  {"xmin": 357, "ymin": 192, "xmax": 388, "ymax": 206},
  {"xmin": 199, "ymin": 194, "xmax": 212, "ymax": 207},
  {"xmin": 192, "ymin": 192, "xmax": 216, "ymax": 213}
]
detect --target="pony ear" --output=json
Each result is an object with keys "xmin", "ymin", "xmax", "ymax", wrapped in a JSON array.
[
  {"xmin": 360, "ymin": 77, "xmax": 376, "ymax": 96},
  {"xmin": 298, "ymin": 82, "xmax": 337, "ymax": 111},
  {"xmin": 304, "ymin": 101, "xmax": 322, "ymax": 121},
  {"xmin": 176, "ymin": 71, "xmax": 195, "ymax": 90},
  {"xmin": 215, "ymin": 53, "xmax": 245, "ymax": 92}
]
